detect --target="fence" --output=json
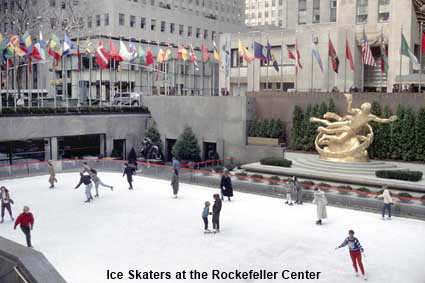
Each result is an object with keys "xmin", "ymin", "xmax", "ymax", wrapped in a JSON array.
[{"xmin": 0, "ymin": 158, "xmax": 424, "ymax": 220}]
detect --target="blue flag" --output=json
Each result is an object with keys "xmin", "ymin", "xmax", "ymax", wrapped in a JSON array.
[
  {"xmin": 63, "ymin": 33, "xmax": 74, "ymax": 55},
  {"xmin": 253, "ymin": 41, "xmax": 266, "ymax": 60},
  {"xmin": 312, "ymin": 42, "xmax": 324, "ymax": 72}
]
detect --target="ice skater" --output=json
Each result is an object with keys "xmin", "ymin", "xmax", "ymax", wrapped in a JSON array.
[
  {"xmin": 292, "ymin": 176, "xmax": 303, "ymax": 204},
  {"xmin": 312, "ymin": 187, "xmax": 328, "ymax": 225},
  {"xmin": 220, "ymin": 169, "xmax": 233, "ymax": 201},
  {"xmin": 202, "ymin": 201, "xmax": 211, "ymax": 232},
  {"xmin": 335, "ymin": 230, "xmax": 367, "ymax": 280},
  {"xmin": 285, "ymin": 180, "xmax": 295, "ymax": 205},
  {"xmin": 90, "ymin": 169, "xmax": 113, "ymax": 197},
  {"xmin": 375, "ymin": 187, "xmax": 393, "ymax": 220},
  {"xmin": 171, "ymin": 157, "xmax": 180, "ymax": 198},
  {"xmin": 123, "ymin": 163, "xmax": 134, "ymax": 190},
  {"xmin": 75, "ymin": 172, "xmax": 94, "ymax": 203},
  {"xmin": 47, "ymin": 161, "xmax": 57, "ymax": 189},
  {"xmin": 212, "ymin": 194, "xmax": 222, "ymax": 233},
  {"xmin": 1, "ymin": 186, "xmax": 14, "ymax": 223},
  {"xmin": 81, "ymin": 162, "xmax": 91, "ymax": 174},
  {"xmin": 14, "ymin": 206, "xmax": 34, "ymax": 248}
]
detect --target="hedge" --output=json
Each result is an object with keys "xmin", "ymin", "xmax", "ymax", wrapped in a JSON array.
[
  {"xmin": 214, "ymin": 166, "xmax": 224, "ymax": 173},
  {"xmin": 376, "ymin": 170, "xmax": 423, "ymax": 182},
  {"xmin": 398, "ymin": 192, "xmax": 413, "ymax": 203},
  {"xmin": 337, "ymin": 185, "xmax": 352, "ymax": 195},
  {"xmin": 269, "ymin": 176, "xmax": 281, "ymax": 185},
  {"xmin": 236, "ymin": 172, "xmax": 248, "ymax": 180},
  {"xmin": 316, "ymin": 183, "xmax": 331, "ymax": 192},
  {"xmin": 260, "ymin": 157, "xmax": 292, "ymax": 168},
  {"xmin": 250, "ymin": 174, "xmax": 264, "ymax": 183},
  {"xmin": 301, "ymin": 180, "xmax": 315, "ymax": 190},
  {"xmin": 356, "ymin": 187, "xmax": 371, "ymax": 198},
  {"xmin": 421, "ymin": 195, "xmax": 425, "ymax": 205}
]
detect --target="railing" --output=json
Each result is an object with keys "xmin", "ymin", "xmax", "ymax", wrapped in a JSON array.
[{"xmin": 0, "ymin": 158, "xmax": 424, "ymax": 220}]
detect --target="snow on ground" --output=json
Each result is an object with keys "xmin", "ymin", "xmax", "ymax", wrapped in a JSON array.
[{"xmin": 0, "ymin": 173, "xmax": 424, "ymax": 283}]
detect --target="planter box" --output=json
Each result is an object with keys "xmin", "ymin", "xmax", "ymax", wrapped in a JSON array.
[{"xmin": 248, "ymin": 137, "xmax": 280, "ymax": 146}]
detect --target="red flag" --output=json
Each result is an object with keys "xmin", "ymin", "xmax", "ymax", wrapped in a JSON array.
[
  {"xmin": 146, "ymin": 48, "xmax": 154, "ymax": 66},
  {"xmin": 295, "ymin": 43, "xmax": 303, "ymax": 70},
  {"xmin": 201, "ymin": 44, "xmax": 209, "ymax": 63},
  {"xmin": 287, "ymin": 48, "xmax": 296, "ymax": 60},
  {"xmin": 422, "ymin": 32, "xmax": 425, "ymax": 55},
  {"xmin": 345, "ymin": 39, "xmax": 356, "ymax": 72},
  {"xmin": 109, "ymin": 39, "xmax": 123, "ymax": 62},
  {"xmin": 328, "ymin": 39, "xmax": 340, "ymax": 74},
  {"xmin": 96, "ymin": 41, "xmax": 110, "ymax": 69}
]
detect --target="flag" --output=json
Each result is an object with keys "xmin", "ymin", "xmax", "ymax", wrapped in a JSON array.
[
  {"xmin": 422, "ymin": 32, "xmax": 425, "ymax": 55},
  {"xmin": 178, "ymin": 45, "xmax": 188, "ymax": 61},
  {"xmin": 361, "ymin": 32, "xmax": 376, "ymax": 66},
  {"xmin": 164, "ymin": 45, "xmax": 172, "ymax": 61},
  {"xmin": 400, "ymin": 33, "xmax": 420, "ymax": 69},
  {"xmin": 328, "ymin": 39, "xmax": 340, "ymax": 73},
  {"xmin": 22, "ymin": 31, "xmax": 33, "ymax": 57},
  {"xmin": 213, "ymin": 41, "xmax": 220, "ymax": 62},
  {"xmin": 109, "ymin": 39, "xmax": 122, "ymax": 62},
  {"xmin": 238, "ymin": 40, "xmax": 254, "ymax": 63},
  {"xmin": 119, "ymin": 40, "xmax": 132, "ymax": 61},
  {"xmin": 129, "ymin": 43, "xmax": 138, "ymax": 63},
  {"xmin": 189, "ymin": 44, "xmax": 199, "ymax": 70},
  {"xmin": 157, "ymin": 48, "xmax": 165, "ymax": 63},
  {"xmin": 146, "ymin": 48, "xmax": 154, "ymax": 65},
  {"xmin": 295, "ymin": 43, "xmax": 303, "ymax": 70},
  {"xmin": 83, "ymin": 37, "xmax": 94, "ymax": 55},
  {"xmin": 253, "ymin": 41, "xmax": 266, "ymax": 60},
  {"xmin": 63, "ymin": 33, "xmax": 74, "ymax": 55},
  {"xmin": 380, "ymin": 34, "xmax": 388, "ymax": 74},
  {"xmin": 48, "ymin": 34, "xmax": 63, "ymax": 66},
  {"xmin": 76, "ymin": 38, "xmax": 81, "ymax": 71},
  {"xmin": 0, "ymin": 34, "xmax": 9, "ymax": 62},
  {"xmin": 138, "ymin": 46, "xmax": 146, "ymax": 65},
  {"xmin": 266, "ymin": 41, "xmax": 279, "ymax": 72},
  {"xmin": 283, "ymin": 45, "xmax": 295, "ymax": 60},
  {"xmin": 201, "ymin": 44, "xmax": 209, "ymax": 63},
  {"xmin": 9, "ymin": 35, "xmax": 26, "ymax": 57},
  {"xmin": 312, "ymin": 42, "xmax": 324, "ymax": 72},
  {"xmin": 96, "ymin": 40, "xmax": 110, "ymax": 69},
  {"xmin": 345, "ymin": 39, "xmax": 356, "ymax": 72},
  {"xmin": 32, "ymin": 43, "xmax": 43, "ymax": 61}
]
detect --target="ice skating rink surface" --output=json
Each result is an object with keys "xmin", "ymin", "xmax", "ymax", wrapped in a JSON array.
[{"xmin": 0, "ymin": 173, "xmax": 424, "ymax": 283}]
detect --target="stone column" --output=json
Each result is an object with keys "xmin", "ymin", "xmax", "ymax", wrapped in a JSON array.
[{"xmin": 51, "ymin": 137, "xmax": 58, "ymax": 160}]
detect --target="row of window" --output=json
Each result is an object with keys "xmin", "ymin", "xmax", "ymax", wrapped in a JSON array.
[
  {"xmin": 247, "ymin": 9, "xmax": 284, "ymax": 19},
  {"xmin": 246, "ymin": 19, "xmax": 285, "ymax": 27},
  {"xmin": 356, "ymin": 0, "xmax": 390, "ymax": 24},
  {"xmin": 298, "ymin": 0, "xmax": 336, "ymax": 24},
  {"xmin": 246, "ymin": 0, "xmax": 285, "ymax": 9}
]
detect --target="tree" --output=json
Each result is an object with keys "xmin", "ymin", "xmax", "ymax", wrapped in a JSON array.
[
  {"xmin": 291, "ymin": 105, "xmax": 304, "ymax": 150},
  {"xmin": 260, "ymin": 119, "xmax": 270, "ymax": 137},
  {"xmin": 416, "ymin": 108, "xmax": 425, "ymax": 161},
  {"xmin": 401, "ymin": 107, "xmax": 416, "ymax": 161},
  {"xmin": 368, "ymin": 101, "xmax": 382, "ymax": 159},
  {"xmin": 319, "ymin": 101, "xmax": 328, "ymax": 117},
  {"xmin": 379, "ymin": 105, "xmax": 393, "ymax": 159},
  {"xmin": 145, "ymin": 122, "xmax": 163, "ymax": 153},
  {"xmin": 390, "ymin": 104, "xmax": 405, "ymax": 160},
  {"xmin": 270, "ymin": 119, "xmax": 284, "ymax": 139},
  {"xmin": 300, "ymin": 104, "xmax": 313, "ymax": 151},
  {"xmin": 328, "ymin": 98, "xmax": 336, "ymax": 113},
  {"xmin": 172, "ymin": 127, "xmax": 201, "ymax": 162},
  {"xmin": 127, "ymin": 147, "xmax": 137, "ymax": 163}
]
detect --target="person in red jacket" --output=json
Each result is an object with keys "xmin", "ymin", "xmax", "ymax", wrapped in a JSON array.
[{"xmin": 14, "ymin": 206, "xmax": 34, "ymax": 248}]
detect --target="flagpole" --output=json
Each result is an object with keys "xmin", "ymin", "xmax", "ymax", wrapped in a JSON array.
[
  {"xmin": 266, "ymin": 35, "xmax": 269, "ymax": 91},
  {"xmin": 6, "ymin": 58, "xmax": 9, "ymax": 109},
  {"xmin": 344, "ymin": 31, "xmax": 347, "ymax": 92},
  {"xmin": 109, "ymin": 35, "xmax": 113, "ymax": 104},
  {"xmin": 280, "ymin": 31, "xmax": 284, "ymax": 92},
  {"xmin": 0, "ymin": 67, "xmax": 2, "ymax": 113},
  {"xmin": 327, "ymin": 32, "xmax": 330, "ymax": 93},
  {"xmin": 238, "ymin": 32, "xmax": 241, "ymax": 96},
  {"xmin": 380, "ymin": 26, "xmax": 383, "ymax": 93},
  {"xmin": 211, "ymin": 60, "xmax": 214, "ymax": 96},
  {"xmin": 420, "ymin": 22, "xmax": 423, "ymax": 93},
  {"xmin": 89, "ymin": 36, "xmax": 92, "ymax": 107},
  {"xmin": 310, "ymin": 34, "xmax": 314, "ymax": 92},
  {"xmin": 77, "ymin": 38, "xmax": 81, "ymax": 107},
  {"xmin": 201, "ymin": 49, "xmax": 204, "ymax": 96},
  {"xmin": 399, "ymin": 27, "xmax": 403, "ymax": 92},
  {"xmin": 295, "ymin": 39, "xmax": 298, "ymax": 92},
  {"xmin": 128, "ymin": 38, "xmax": 131, "ymax": 101}
]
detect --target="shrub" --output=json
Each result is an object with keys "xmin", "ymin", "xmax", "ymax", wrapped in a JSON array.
[
  {"xmin": 337, "ymin": 185, "xmax": 352, "ymax": 195},
  {"xmin": 145, "ymin": 122, "xmax": 163, "ymax": 153},
  {"xmin": 356, "ymin": 187, "xmax": 371, "ymax": 198},
  {"xmin": 421, "ymin": 195, "xmax": 425, "ymax": 205},
  {"xmin": 171, "ymin": 127, "xmax": 201, "ymax": 162},
  {"xmin": 376, "ymin": 170, "xmax": 423, "ymax": 182},
  {"xmin": 260, "ymin": 157, "xmax": 292, "ymax": 168},
  {"xmin": 269, "ymin": 176, "xmax": 281, "ymax": 185},
  {"xmin": 214, "ymin": 166, "xmax": 224, "ymax": 173},
  {"xmin": 236, "ymin": 172, "xmax": 248, "ymax": 180},
  {"xmin": 301, "ymin": 180, "xmax": 315, "ymax": 190},
  {"xmin": 398, "ymin": 192, "xmax": 412, "ymax": 203},
  {"xmin": 316, "ymin": 183, "xmax": 331, "ymax": 192},
  {"xmin": 250, "ymin": 174, "xmax": 264, "ymax": 183}
]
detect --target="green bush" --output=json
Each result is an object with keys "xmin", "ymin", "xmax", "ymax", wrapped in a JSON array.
[
  {"xmin": 398, "ymin": 192, "xmax": 413, "ymax": 203},
  {"xmin": 145, "ymin": 122, "xmax": 163, "ymax": 153},
  {"xmin": 214, "ymin": 166, "xmax": 224, "ymax": 173},
  {"xmin": 316, "ymin": 183, "xmax": 332, "ymax": 192},
  {"xmin": 301, "ymin": 180, "xmax": 315, "ymax": 190},
  {"xmin": 260, "ymin": 157, "xmax": 292, "ymax": 168},
  {"xmin": 376, "ymin": 170, "xmax": 423, "ymax": 182},
  {"xmin": 269, "ymin": 176, "xmax": 281, "ymax": 185},
  {"xmin": 356, "ymin": 187, "xmax": 371, "ymax": 198},
  {"xmin": 236, "ymin": 172, "xmax": 248, "ymax": 180},
  {"xmin": 250, "ymin": 174, "xmax": 264, "ymax": 183},
  {"xmin": 171, "ymin": 127, "xmax": 201, "ymax": 162},
  {"xmin": 337, "ymin": 185, "xmax": 352, "ymax": 195}
]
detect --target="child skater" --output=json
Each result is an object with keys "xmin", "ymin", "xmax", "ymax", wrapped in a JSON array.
[
  {"xmin": 90, "ymin": 169, "xmax": 113, "ymax": 197},
  {"xmin": 202, "ymin": 201, "xmax": 211, "ymax": 233},
  {"xmin": 335, "ymin": 230, "xmax": 367, "ymax": 280},
  {"xmin": 123, "ymin": 163, "xmax": 134, "ymax": 190},
  {"xmin": 1, "ymin": 186, "xmax": 14, "ymax": 223}
]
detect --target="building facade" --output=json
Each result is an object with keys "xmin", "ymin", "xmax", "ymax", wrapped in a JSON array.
[{"xmin": 227, "ymin": 0, "xmax": 422, "ymax": 94}]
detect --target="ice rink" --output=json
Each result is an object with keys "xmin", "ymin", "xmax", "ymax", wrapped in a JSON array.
[{"xmin": 0, "ymin": 172, "xmax": 424, "ymax": 283}]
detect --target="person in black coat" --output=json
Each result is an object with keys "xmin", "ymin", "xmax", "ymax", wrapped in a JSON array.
[
  {"xmin": 123, "ymin": 163, "xmax": 134, "ymax": 190},
  {"xmin": 75, "ymin": 173, "xmax": 93, "ymax": 203},
  {"xmin": 220, "ymin": 169, "xmax": 233, "ymax": 201},
  {"xmin": 212, "ymin": 194, "xmax": 222, "ymax": 233}
]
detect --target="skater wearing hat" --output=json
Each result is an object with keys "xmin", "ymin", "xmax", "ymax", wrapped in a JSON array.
[
  {"xmin": 220, "ymin": 169, "xmax": 233, "ymax": 201},
  {"xmin": 335, "ymin": 230, "xmax": 367, "ymax": 280}
]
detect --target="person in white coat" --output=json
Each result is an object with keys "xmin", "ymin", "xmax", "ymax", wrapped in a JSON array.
[
  {"xmin": 312, "ymin": 188, "xmax": 328, "ymax": 225},
  {"xmin": 375, "ymin": 187, "xmax": 393, "ymax": 220},
  {"xmin": 285, "ymin": 180, "xmax": 295, "ymax": 205}
]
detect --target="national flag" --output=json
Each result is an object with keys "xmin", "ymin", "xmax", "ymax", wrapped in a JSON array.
[
  {"xmin": 83, "ymin": 37, "xmax": 94, "ymax": 55},
  {"xmin": 201, "ymin": 44, "xmax": 209, "ymax": 63},
  {"xmin": 361, "ymin": 32, "xmax": 376, "ymax": 66},
  {"xmin": 178, "ymin": 45, "xmax": 188, "ymax": 61},
  {"xmin": 138, "ymin": 46, "xmax": 146, "ymax": 65},
  {"xmin": 312, "ymin": 42, "xmax": 324, "ymax": 72},
  {"xmin": 32, "ymin": 43, "xmax": 43, "ymax": 61},
  {"xmin": 253, "ymin": 41, "xmax": 266, "ymax": 60},
  {"xmin": 422, "ymin": 32, "xmax": 425, "ymax": 55},
  {"xmin": 282, "ymin": 44, "xmax": 295, "ymax": 60},
  {"xmin": 146, "ymin": 48, "xmax": 154, "ymax": 65},
  {"xmin": 295, "ymin": 43, "xmax": 303, "ymax": 70},
  {"xmin": 164, "ymin": 45, "xmax": 172, "ymax": 61},
  {"xmin": 22, "ymin": 31, "xmax": 33, "ymax": 57},
  {"xmin": 400, "ymin": 33, "xmax": 420, "ymax": 70},
  {"xmin": 345, "ymin": 39, "xmax": 355, "ymax": 72},
  {"xmin": 328, "ymin": 39, "xmax": 340, "ymax": 73},
  {"xmin": 213, "ymin": 41, "xmax": 220, "ymax": 62},
  {"xmin": 266, "ymin": 41, "xmax": 279, "ymax": 72},
  {"xmin": 76, "ymin": 38, "xmax": 81, "ymax": 71},
  {"xmin": 63, "ymin": 33, "xmax": 74, "ymax": 55},
  {"xmin": 238, "ymin": 40, "xmax": 254, "ymax": 63},
  {"xmin": 48, "ymin": 34, "xmax": 63, "ymax": 66},
  {"xmin": 380, "ymin": 33, "xmax": 388, "ymax": 74},
  {"xmin": 157, "ymin": 48, "xmax": 165, "ymax": 63},
  {"xmin": 96, "ymin": 40, "xmax": 110, "ymax": 69},
  {"xmin": 189, "ymin": 44, "xmax": 199, "ymax": 70},
  {"xmin": 129, "ymin": 43, "xmax": 138, "ymax": 63},
  {"xmin": 119, "ymin": 41, "xmax": 132, "ymax": 61},
  {"xmin": 109, "ymin": 39, "xmax": 122, "ymax": 62},
  {"xmin": 9, "ymin": 35, "xmax": 26, "ymax": 57},
  {"xmin": 0, "ymin": 34, "xmax": 9, "ymax": 62}
]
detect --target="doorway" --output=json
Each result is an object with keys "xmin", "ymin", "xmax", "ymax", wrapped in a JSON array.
[
  {"xmin": 166, "ymin": 139, "xmax": 176, "ymax": 162},
  {"xmin": 113, "ymin": 139, "xmax": 126, "ymax": 160}
]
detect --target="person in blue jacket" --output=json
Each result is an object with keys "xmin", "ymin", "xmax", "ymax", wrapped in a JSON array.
[
  {"xmin": 335, "ymin": 230, "xmax": 367, "ymax": 280},
  {"xmin": 202, "ymin": 201, "xmax": 211, "ymax": 232}
]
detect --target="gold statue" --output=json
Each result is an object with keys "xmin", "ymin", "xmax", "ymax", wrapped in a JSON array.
[{"xmin": 310, "ymin": 93, "xmax": 397, "ymax": 162}]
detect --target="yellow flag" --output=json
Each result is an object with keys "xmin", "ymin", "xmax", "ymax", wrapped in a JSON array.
[
  {"xmin": 157, "ymin": 48, "xmax": 165, "ymax": 63},
  {"xmin": 238, "ymin": 40, "xmax": 254, "ymax": 64}
]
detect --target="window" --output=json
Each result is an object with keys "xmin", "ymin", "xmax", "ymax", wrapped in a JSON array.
[
  {"xmin": 96, "ymin": 15, "xmax": 101, "ymax": 26},
  {"xmin": 49, "ymin": 0, "xmax": 56, "ymax": 7},
  {"xmin": 356, "ymin": 0, "xmax": 368, "ymax": 24},
  {"xmin": 160, "ymin": 21, "xmax": 166, "ymax": 32},
  {"xmin": 312, "ymin": 0, "xmax": 320, "ymax": 23},
  {"xmin": 130, "ymin": 15, "xmax": 136, "ymax": 27},
  {"xmin": 265, "ymin": 11, "xmax": 269, "ymax": 17},
  {"xmin": 188, "ymin": 26, "xmax": 192, "ymax": 37},
  {"xmin": 104, "ymin": 13, "xmax": 109, "ymax": 26},
  {"xmin": 61, "ymin": 0, "xmax": 66, "ymax": 9},
  {"xmin": 258, "ymin": 11, "xmax": 262, "ymax": 18},
  {"xmin": 141, "ymin": 17, "xmax": 146, "ymax": 29},
  {"xmin": 204, "ymin": 29, "xmax": 208, "ymax": 39},
  {"xmin": 279, "ymin": 0, "xmax": 283, "ymax": 5},
  {"xmin": 298, "ymin": 0, "xmax": 306, "ymax": 24},
  {"xmin": 196, "ymin": 28, "xmax": 200, "ymax": 38},
  {"xmin": 378, "ymin": 0, "xmax": 390, "ymax": 22},
  {"xmin": 87, "ymin": 16, "xmax": 92, "ymax": 28},
  {"xmin": 330, "ymin": 0, "xmax": 337, "ymax": 22},
  {"xmin": 179, "ymin": 24, "xmax": 184, "ymax": 35},
  {"xmin": 170, "ymin": 23, "xmax": 175, "ymax": 33},
  {"xmin": 151, "ymin": 19, "xmax": 156, "ymax": 30},
  {"xmin": 119, "ymin": 13, "xmax": 125, "ymax": 26},
  {"xmin": 272, "ymin": 0, "xmax": 276, "ymax": 7},
  {"xmin": 212, "ymin": 31, "xmax": 216, "ymax": 40},
  {"xmin": 278, "ymin": 20, "xmax": 283, "ymax": 26}
]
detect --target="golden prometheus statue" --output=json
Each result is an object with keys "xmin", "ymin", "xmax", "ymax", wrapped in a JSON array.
[{"xmin": 310, "ymin": 93, "xmax": 397, "ymax": 162}]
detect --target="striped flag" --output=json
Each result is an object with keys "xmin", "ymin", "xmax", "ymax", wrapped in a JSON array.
[{"xmin": 361, "ymin": 32, "xmax": 376, "ymax": 66}]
